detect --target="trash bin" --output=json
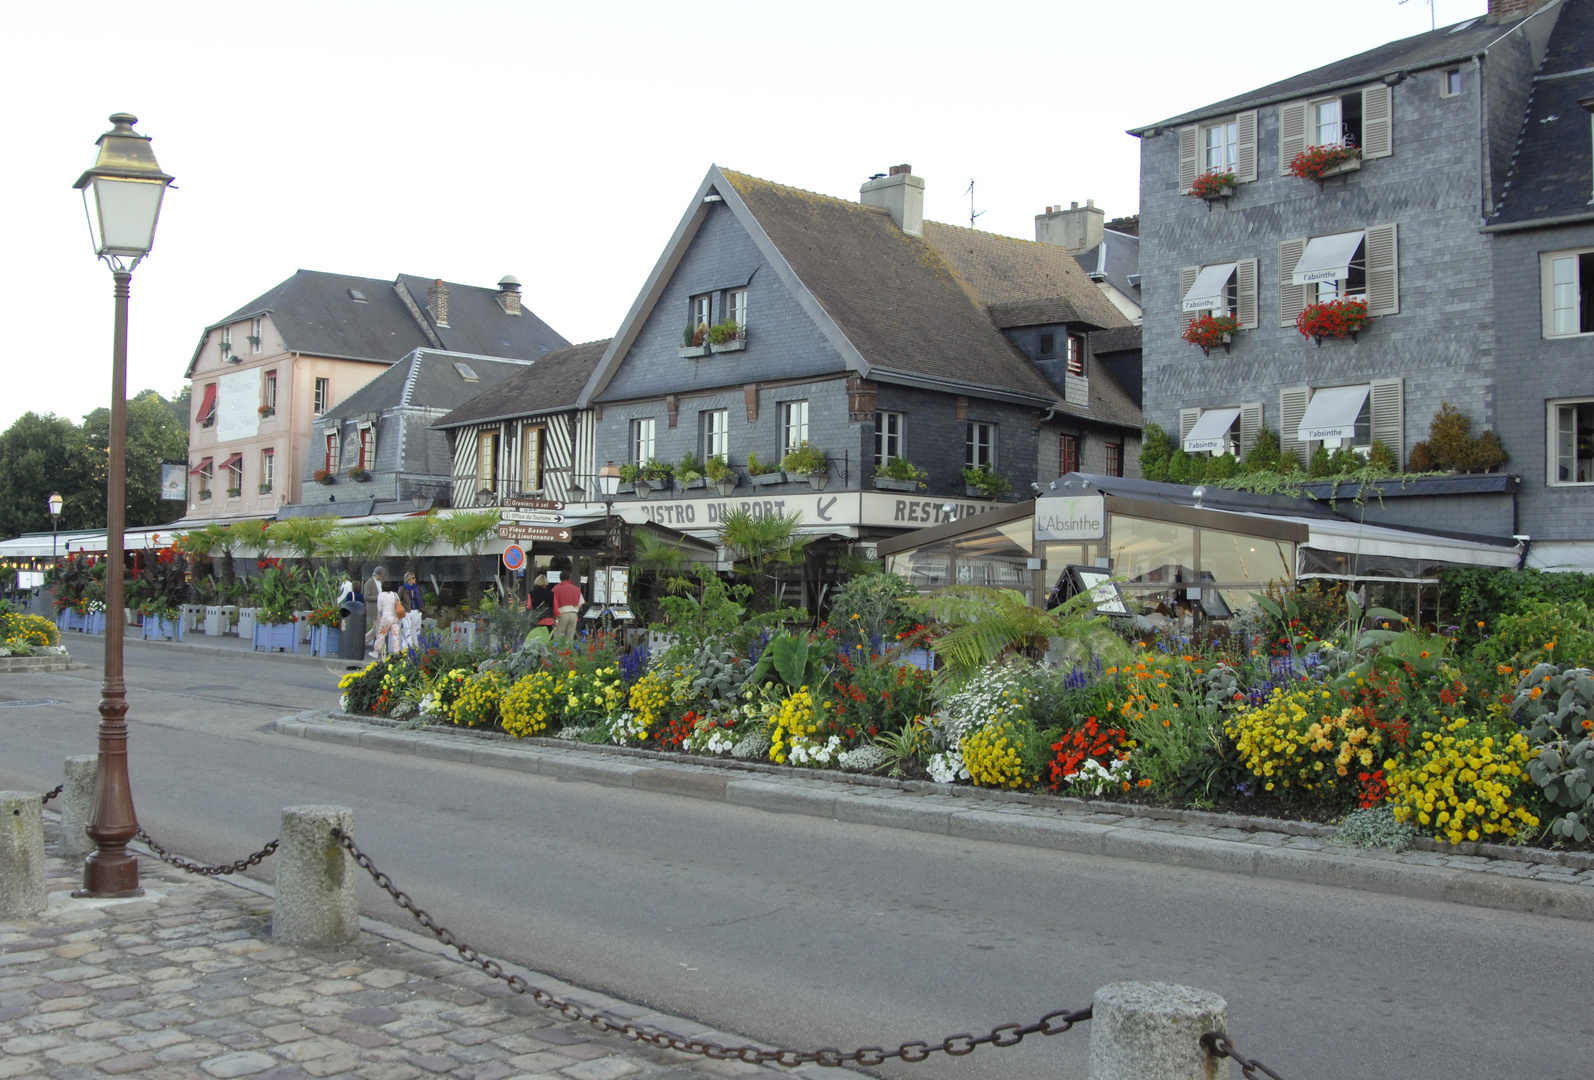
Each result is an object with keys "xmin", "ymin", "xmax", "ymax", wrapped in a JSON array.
[{"xmin": 339, "ymin": 598, "xmax": 366, "ymax": 661}]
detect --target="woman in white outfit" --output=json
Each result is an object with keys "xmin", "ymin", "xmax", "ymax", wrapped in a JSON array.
[{"xmin": 374, "ymin": 585, "xmax": 401, "ymax": 658}]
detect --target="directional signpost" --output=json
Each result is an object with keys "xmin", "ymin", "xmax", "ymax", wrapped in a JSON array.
[
  {"xmin": 495, "ymin": 523, "xmax": 571, "ymax": 543},
  {"xmin": 498, "ymin": 497, "xmax": 572, "ymax": 543}
]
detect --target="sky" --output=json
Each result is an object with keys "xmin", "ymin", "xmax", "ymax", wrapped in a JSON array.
[{"xmin": 0, "ymin": 0, "xmax": 1492, "ymax": 429}]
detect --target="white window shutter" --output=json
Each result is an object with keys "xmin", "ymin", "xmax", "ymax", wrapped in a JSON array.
[
  {"xmin": 1179, "ymin": 266, "xmax": 1200, "ymax": 329},
  {"xmin": 1178, "ymin": 125, "xmax": 1199, "ymax": 194},
  {"xmin": 1361, "ymin": 85, "xmax": 1393, "ymax": 159},
  {"xmin": 1369, "ymin": 378, "xmax": 1404, "ymax": 465},
  {"xmin": 1236, "ymin": 258, "xmax": 1259, "ymax": 329},
  {"xmin": 1180, "ymin": 408, "xmax": 1201, "ymax": 447},
  {"xmin": 1280, "ymin": 387, "xmax": 1310, "ymax": 468},
  {"xmin": 1279, "ymin": 101, "xmax": 1307, "ymax": 174},
  {"xmin": 1365, "ymin": 224, "xmax": 1399, "ymax": 316},
  {"xmin": 1279, "ymin": 238, "xmax": 1307, "ymax": 327},
  {"xmin": 1235, "ymin": 110, "xmax": 1258, "ymax": 183},
  {"xmin": 1240, "ymin": 402, "xmax": 1264, "ymax": 457}
]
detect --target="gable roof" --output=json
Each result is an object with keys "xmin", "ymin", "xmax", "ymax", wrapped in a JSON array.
[
  {"xmin": 580, "ymin": 166, "xmax": 1130, "ymax": 410},
  {"xmin": 435, "ymin": 339, "xmax": 612, "ymax": 430},
  {"xmin": 317, "ymin": 349, "xmax": 534, "ymax": 423},
  {"xmin": 1131, "ymin": 10, "xmax": 1545, "ymax": 132},
  {"xmin": 1488, "ymin": 0, "xmax": 1594, "ymax": 228},
  {"xmin": 187, "ymin": 270, "xmax": 568, "ymax": 377}
]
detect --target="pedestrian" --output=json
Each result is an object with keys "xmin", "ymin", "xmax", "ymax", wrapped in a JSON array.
[
  {"xmin": 363, "ymin": 565, "xmax": 385, "ymax": 657},
  {"xmin": 400, "ymin": 571, "xmax": 424, "ymax": 649},
  {"xmin": 374, "ymin": 581, "xmax": 402, "ymax": 658},
  {"xmin": 526, "ymin": 573, "xmax": 555, "ymax": 627},
  {"xmin": 551, "ymin": 572, "xmax": 583, "ymax": 640}
]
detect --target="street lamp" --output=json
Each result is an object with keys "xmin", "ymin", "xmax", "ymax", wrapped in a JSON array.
[
  {"xmin": 72, "ymin": 113, "xmax": 174, "ymax": 899},
  {"xmin": 47, "ymin": 492, "xmax": 63, "ymax": 562},
  {"xmin": 596, "ymin": 463, "xmax": 622, "ymax": 616}
]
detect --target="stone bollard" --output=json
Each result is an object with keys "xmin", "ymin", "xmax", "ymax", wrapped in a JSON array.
[
  {"xmin": 59, "ymin": 756, "xmax": 99, "ymax": 861},
  {"xmin": 0, "ymin": 792, "xmax": 48, "ymax": 919},
  {"xmin": 273, "ymin": 805, "xmax": 359, "ymax": 946},
  {"xmin": 1089, "ymin": 981, "xmax": 1229, "ymax": 1080}
]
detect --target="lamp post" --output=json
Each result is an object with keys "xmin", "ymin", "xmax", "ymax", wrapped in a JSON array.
[
  {"xmin": 596, "ymin": 463, "xmax": 622, "ymax": 619},
  {"xmin": 72, "ymin": 113, "xmax": 174, "ymax": 898},
  {"xmin": 48, "ymin": 492, "xmax": 63, "ymax": 562}
]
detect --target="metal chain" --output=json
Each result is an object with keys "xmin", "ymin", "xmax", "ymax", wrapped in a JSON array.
[
  {"xmin": 40, "ymin": 786, "xmax": 63, "ymax": 804},
  {"xmin": 331, "ymin": 828, "xmax": 1091, "ymax": 1067},
  {"xmin": 1202, "ymin": 1032, "xmax": 1286, "ymax": 1079},
  {"xmin": 135, "ymin": 829, "xmax": 279, "ymax": 876}
]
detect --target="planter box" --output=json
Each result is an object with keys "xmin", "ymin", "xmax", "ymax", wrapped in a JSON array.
[
  {"xmin": 124, "ymin": 607, "xmax": 140, "ymax": 627},
  {"xmin": 674, "ymin": 477, "xmax": 706, "ymax": 492},
  {"xmin": 749, "ymin": 470, "xmax": 786, "ymax": 487},
  {"xmin": 253, "ymin": 621, "xmax": 298, "ymax": 653},
  {"xmin": 678, "ymin": 345, "xmax": 708, "ymax": 358},
  {"xmin": 293, "ymin": 610, "xmax": 313, "ymax": 643},
  {"xmin": 236, "ymin": 608, "xmax": 258, "ymax": 640},
  {"xmin": 874, "ymin": 476, "xmax": 920, "ymax": 492},
  {"xmin": 449, "ymin": 622, "xmax": 476, "ymax": 650},
  {"xmin": 141, "ymin": 615, "xmax": 184, "ymax": 642},
  {"xmin": 310, "ymin": 625, "xmax": 341, "ymax": 657},
  {"xmin": 1318, "ymin": 156, "xmax": 1362, "ymax": 180},
  {"xmin": 709, "ymin": 339, "xmax": 745, "ymax": 354},
  {"xmin": 789, "ymin": 471, "xmax": 830, "ymax": 491},
  {"xmin": 965, "ymin": 486, "xmax": 999, "ymax": 500},
  {"xmin": 900, "ymin": 647, "xmax": 935, "ymax": 672},
  {"xmin": 56, "ymin": 610, "xmax": 81, "ymax": 633},
  {"xmin": 84, "ymin": 611, "xmax": 106, "ymax": 635},
  {"xmin": 180, "ymin": 604, "xmax": 206, "ymax": 632},
  {"xmin": 203, "ymin": 605, "xmax": 236, "ymax": 636},
  {"xmin": 617, "ymin": 482, "xmax": 635, "ymax": 495}
]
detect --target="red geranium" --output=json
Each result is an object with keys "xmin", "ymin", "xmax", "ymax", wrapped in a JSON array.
[
  {"xmin": 1188, "ymin": 171, "xmax": 1236, "ymax": 199},
  {"xmin": 1295, "ymin": 298, "xmax": 1370, "ymax": 344},
  {"xmin": 1287, "ymin": 142, "xmax": 1361, "ymax": 184},
  {"xmin": 1182, "ymin": 313, "xmax": 1238, "ymax": 355},
  {"xmin": 1048, "ymin": 717, "xmax": 1131, "ymax": 791}
]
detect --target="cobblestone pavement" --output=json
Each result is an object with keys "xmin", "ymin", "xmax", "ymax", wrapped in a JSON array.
[{"xmin": 0, "ymin": 821, "xmax": 812, "ymax": 1080}]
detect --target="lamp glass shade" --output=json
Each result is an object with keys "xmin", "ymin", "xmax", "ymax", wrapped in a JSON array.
[
  {"xmin": 47, "ymin": 493, "xmax": 63, "ymax": 517},
  {"xmin": 597, "ymin": 463, "xmax": 622, "ymax": 498},
  {"xmin": 83, "ymin": 176, "xmax": 166, "ymax": 259}
]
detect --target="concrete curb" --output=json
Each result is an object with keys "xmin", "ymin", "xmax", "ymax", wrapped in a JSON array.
[
  {"xmin": 0, "ymin": 656, "xmax": 90, "ymax": 674},
  {"xmin": 275, "ymin": 712, "xmax": 1594, "ymax": 923},
  {"xmin": 117, "ymin": 635, "xmax": 364, "ymax": 668}
]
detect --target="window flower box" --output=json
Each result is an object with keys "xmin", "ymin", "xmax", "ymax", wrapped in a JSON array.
[
  {"xmin": 258, "ymin": 405, "xmax": 275, "ymax": 417},
  {"xmin": 1288, "ymin": 144, "xmax": 1362, "ymax": 186},
  {"xmin": 247, "ymin": 335, "xmax": 261, "ymax": 347},
  {"xmin": 675, "ymin": 476, "xmax": 706, "ymax": 491},
  {"xmin": 873, "ymin": 475, "xmax": 919, "ymax": 493},
  {"xmin": 749, "ymin": 469, "xmax": 786, "ymax": 487},
  {"xmin": 874, "ymin": 457, "xmax": 928, "ymax": 491},
  {"xmin": 258, "ymin": 483, "xmax": 273, "ymax": 494},
  {"xmin": 226, "ymin": 487, "xmax": 242, "ymax": 499},
  {"xmin": 961, "ymin": 464, "xmax": 1012, "ymax": 499},
  {"xmin": 349, "ymin": 467, "xmax": 371, "ymax": 482},
  {"xmin": 198, "ymin": 489, "xmax": 212, "ymax": 500},
  {"xmin": 1189, "ymin": 170, "xmax": 1236, "ymax": 206},
  {"xmin": 142, "ymin": 615, "xmax": 184, "ymax": 642},
  {"xmin": 678, "ymin": 345, "xmax": 709, "ymax": 358},
  {"xmin": 310, "ymin": 624, "xmax": 341, "ymax": 657},
  {"xmin": 709, "ymin": 338, "xmax": 745, "ymax": 354},
  {"xmin": 252, "ymin": 621, "xmax": 297, "ymax": 653},
  {"xmin": 314, "ymin": 469, "xmax": 335, "ymax": 485},
  {"xmin": 1295, "ymin": 298, "xmax": 1371, "ymax": 345},
  {"xmin": 1182, "ymin": 313, "xmax": 1239, "ymax": 356}
]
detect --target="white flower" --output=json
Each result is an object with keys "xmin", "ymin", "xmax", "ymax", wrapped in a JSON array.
[
  {"xmin": 339, "ymin": 694, "xmax": 350, "ymax": 713},
  {"xmin": 927, "ymin": 751, "xmax": 970, "ymax": 784},
  {"xmin": 731, "ymin": 731, "xmax": 772, "ymax": 759},
  {"xmin": 838, "ymin": 744, "xmax": 888, "ymax": 772},
  {"xmin": 1063, "ymin": 758, "xmax": 1132, "ymax": 797}
]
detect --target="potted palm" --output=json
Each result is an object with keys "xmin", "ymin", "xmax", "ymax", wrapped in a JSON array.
[
  {"xmin": 962, "ymin": 463, "xmax": 1012, "ymax": 499},
  {"xmin": 746, "ymin": 451, "xmax": 785, "ymax": 487},
  {"xmin": 706, "ymin": 455, "xmax": 737, "ymax": 497},
  {"xmin": 873, "ymin": 457, "xmax": 928, "ymax": 492},
  {"xmin": 781, "ymin": 443, "xmax": 829, "ymax": 490}
]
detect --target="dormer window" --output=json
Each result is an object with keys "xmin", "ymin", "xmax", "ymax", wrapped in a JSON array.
[
  {"xmin": 453, "ymin": 362, "xmax": 479, "ymax": 382},
  {"xmin": 348, "ymin": 289, "xmax": 367, "ymax": 302},
  {"xmin": 1066, "ymin": 335, "xmax": 1086, "ymax": 377},
  {"xmin": 1038, "ymin": 332, "xmax": 1056, "ymax": 358}
]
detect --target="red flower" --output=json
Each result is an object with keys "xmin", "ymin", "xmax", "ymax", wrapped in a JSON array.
[{"xmin": 1295, "ymin": 298, "xmax": 1370, "ymax": 343}]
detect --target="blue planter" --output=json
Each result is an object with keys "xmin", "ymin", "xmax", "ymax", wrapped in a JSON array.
[
  {"xmin": 310, "ymin": 625, "xmax": 341, "ymax": 657},
  {"xmin": 85, "ymin": 611, "xmax": 106, "ymax": 636},
  {"xmin": 253, "ymin": 622, "xmax": 298, "ymax": 653},
  {"xmin": 141, "ymin": 616, "xmax": 183, "ymax": 642}
]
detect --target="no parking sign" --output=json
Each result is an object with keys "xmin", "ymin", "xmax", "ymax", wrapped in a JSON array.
[{"xmin": 501, "ymin": 544, "xmax": 526, "ymax": 573}]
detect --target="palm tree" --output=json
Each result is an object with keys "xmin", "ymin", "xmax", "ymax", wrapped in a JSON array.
[
  {"xmin": 381, "ymin": 515, "xmax": 437, "ymax": 582},
  {"xmin": 209, "ymin": 523, "xmax": 246, "ymax": 588},
  {"xmin": 176, "ymin": 528, "xmax": 217, "ymax": 602},
  {"xmin": 716, "ymin": 509, "xmax": 812, "ymax": 610},
  {"xmin": 267, "ymin": 516, "xmax": 340, "ymax": 572},
  {"xmin": 331, "ymin": 526, "xmax": 388, "ymax": 585},
  {"xmin": 905, "ymin": 586, "xmax": 1130, "ymax": 678},
  {"xmin": 435, "ymin": 509, "xmax": 501, "ymax": 610}
]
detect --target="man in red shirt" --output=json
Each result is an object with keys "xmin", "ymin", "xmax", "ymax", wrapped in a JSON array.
[{"xmin": 551, "ymin": 573, "xmax": 583, "ymax": 640}]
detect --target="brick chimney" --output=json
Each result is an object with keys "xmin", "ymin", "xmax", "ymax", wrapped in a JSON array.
[
  {"xmin": 496, "ymin": 275, "xmax": 522, "ymax": 316},
  {"xmin": 860, "ymin": 164, "xmax": 924, "ymax": 237},
  {"xmin": 1488, "ymin": 0, "xmax": 1544, "ymax": 22},
  {"xmin": 1035, "ymin": 200, "xmax": 1105, "ymax": 255},
  {"xmin": 428, "ymin": 279, "xmax": 449, "ymax": 327}
]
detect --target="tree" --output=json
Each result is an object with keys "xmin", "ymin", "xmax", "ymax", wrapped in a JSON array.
[
  {"xmin": 381, "ymin": 516, "xmax": 437, "ymax": 581},
  {"xmin": 267, "ymin": 516, "xmax": 340, "ymax": 571},
  {"xmin": 0, "ymin": 413, "xmax": 95, "ymax": 539},
  {"xmin": 716, "ymin": 509, "xmax": 811, "ymax": 611},
  {"xmin": 336, "ymin": 527, "xmax": 390, "ymax": 585},
  {"xmin": 435, "ymin": 510, "xmax": 501, "ymax": 609},
  {"xmin": 79, "ymin": 390, "xmax": 190, "ymax": 530}
]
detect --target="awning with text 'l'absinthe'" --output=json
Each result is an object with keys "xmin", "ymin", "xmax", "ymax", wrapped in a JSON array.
[
  {"xmin": 1297, "ymin": 384, "xmax": 1370, "ymax": 441},
  {"xmin": 1292, "ymin": 231, "xmax": 1365, "ymax": 286},
  {"xmin": 1183, "ymin": 407, "xmax": 1242, "ymax": 453},
  {"xmin": 1181, "ymin": 263, "xmax": 1237, "ymax": 312}
]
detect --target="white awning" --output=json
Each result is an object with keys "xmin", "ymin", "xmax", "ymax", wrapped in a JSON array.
[
  {"xmin": 1184, "ymin": 407, "xmax": 1242, "ymax": 453},
  {"xmin": 1181, "ymin": 263, "xmax": 1237, "ymax": 312},
  {"xmin": 1297, "ymin": 384, "xmax": 1369, "ymax": 441},
  {"xmin": 1284, "ymin": 516, "xmax": 1521, "ymax": 570},
  {"xmin": 1292, "ymin": 231, "xmax": 1365, "ymax": 285}
]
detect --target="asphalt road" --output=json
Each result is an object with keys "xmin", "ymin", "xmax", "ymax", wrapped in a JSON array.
[{"xmin": 3, "ymin": 636, "xmax": 1592, "ymax": 1080}]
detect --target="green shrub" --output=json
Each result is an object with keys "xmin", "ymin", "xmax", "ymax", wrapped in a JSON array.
[
  {"xmin": 1473, "ymin": 599, "xmax": 1594, "ymax": 670},
  {"xmin": 1308, "ymin": 445, "xmax": 1334, "ymax": 477},
  {"xmin": 1139, "ymin": 422, "xmax": 1173, "ymax": 481},
  {"xmin": 1206, "ymin": 452, "xmax": 1239, "ymax": 480},
  {"xmin": 1240, "ymin": 428, "xmax": 1281, "ymax": 474},
  {"xmin": 1367, "ymin": 439, "xmax": 1398, "ymax": 472}
]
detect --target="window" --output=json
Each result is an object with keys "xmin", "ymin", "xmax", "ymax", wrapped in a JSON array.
[
  {"xmin": 358, "ymin": 426, "xmax": 373, "ymax": 470},
  {"xmin": 250, "ymin": 317, "xmax": 262, "ymax": 353},
  {"xmin": 701, "ymin": 409, "xmax": 729, "ymax": 461},
  {"xmin": 1058, "ymin": 433, "xmax": 1079, "ymax": 475},
  {"xmin": 522, "ymin": 426, "xmax": 543, "ymax": 491},
  {"xmin": 1312, "ymin": 96, "xmax": 1359, "ymax": 148},
  {"xmin": 1066, "ymin": 334, "xmax": 1086, "ymax": 377},
  {"xmin": 1105, "ymin": 442, "xmax": 1123, "ymax": 478},
  {"xmin": 630, "ymin": 417, "xmax": 656, "ymax": 464},
  {"xmin": 780, "ymin": 401, "xmax": 809, "ymax": 456},
  {"xmin": 225, "ymin": 456, "xmax": 244, "ymax": 496},
  {"xmin": 1442, "ymin": 68, "xmax": 1463, "ymax": 97},
  {"xmin": 324, "ymin": 432, "xmax": 339, "ymax": 471},
  {"xmin": 477, "ymin": 429, "xmax": 499, "ymax": 492},
  {"xmin": 1180, "ymin": 260, "xmax": 1259, "ymax": 329},
  {"xmin": 192, "ymin": 459, "xmax": 212, "ymax": 496},
  {"xmin": 453, "ymin": 362, "xmax": 478, "ymax": 382},
  {"xmin": 1543, "ymin": 250, "xmax": 1594, "ymax": 336},
  {"xmin": 689, "ymin": 294, "xmax": 712, "ymax": 336},
  {"xmin": 1181, "ymin": 408, "xmax": 1242, "ymax": 456},
  {"xmin": 197, "ymin": 383, "xmax": 217, "ymax": 428},
  {"xmin": 1280, "ymin": 226, "xmax": 1398, "ymax": 326},
  {"xmin": 348, "ymin": 288, "xmax": 367, "ymax": 302},
  {"xmin": 261, "ymin": 450, "xmax": 274, "ymax": 493},
  {"xmin": 966, "ymin": 422, "xmax": 995, "ymax": 469},
  {"xmin": 1280, "ymin": 380, "xmax": 1403, "ymax": 468},
  {"xmin": 875, "ymin": 411, "xmax": 904, "ymax": 465},
  {"xmin": 1551, "ymin": 400, "xmax": 1594, "ymax": 484},
  {"xmin": 1038, "ymin": 332, "xmax": 1056, "ymax": 358},
  {"xmin": 1204, "ymin": 119, "xmax": 1238, "ymax": 173},
  {"xmin": 726, "ymin": 288, "xmax": 748, "ymax": 329},
  {"xmin": 314, "ymin": 377, "xmax": 330, "ymax": 414},
  {"xmin": 264, "ymin": 370, "xmax": 277, "ymax": 411},
  {"xmin": 221, "ymin": 326, "xmax": 232, "ymax": 353},
  {"xmin": 1279, "ymin": 86, "xmax": 1391, "ymax": 172}
]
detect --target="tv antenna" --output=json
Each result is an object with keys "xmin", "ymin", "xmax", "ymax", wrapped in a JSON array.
[
  {"xmin": 1398, "ymin": 0, "xmax": 1435, "ymax": 31},
  {"xmin": 965, "ymin": 179, "xmax": 987, "ymax": 229}
]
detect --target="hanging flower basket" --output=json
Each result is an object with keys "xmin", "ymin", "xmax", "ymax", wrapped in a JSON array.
[
  {"xmin": 1288, "ymin": 144, "xmax": 1362, "ymax": 186},
  {"xmin": 1182, "ymin": 313, "xmax": 1238, "ymax": 356},
  {"xmin": 1296, "ymin": 298, "xmax": 1371, "ymax": 345},
  {"xmin": 1189, "ymin": 171, "xmax": 1236, "ymax": 205}
]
